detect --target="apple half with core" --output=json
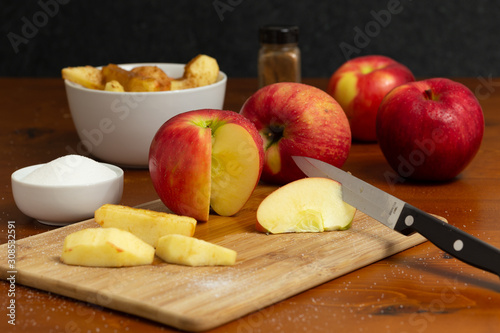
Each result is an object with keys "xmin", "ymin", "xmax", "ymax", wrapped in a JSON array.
[
  {"xmin": 149, "ymin": 109, "xmax": 264, "ymax": 221},
  {"xmin": 327, "ymin": 55, "xmax": 415, "ymax": 142},
  {"xmin": 240, "ymin": 82, "xmax": 351, "ymax": 185},
  {"xmin": 256, "ymin": 177, "xmax": 356, "ymax": 233},
  {"xmin": 376, "ymin": 78, "xmax": 484, "ymax": 181}
]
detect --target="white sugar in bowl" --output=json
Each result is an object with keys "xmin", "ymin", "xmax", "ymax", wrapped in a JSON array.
[{"xmin": 11, "ymin": 156, "xmax": 123, "ymax": 226}]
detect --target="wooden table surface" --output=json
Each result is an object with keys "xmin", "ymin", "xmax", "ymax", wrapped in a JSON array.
[{"xmin": 1, "ymin": 77, "xmax": 499, "ymax": 333}]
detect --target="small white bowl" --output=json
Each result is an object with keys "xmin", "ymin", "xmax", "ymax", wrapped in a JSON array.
[
  {"xmin": 11, "ymin": 163, "xmax": 123, "ymax": 226},
  {"xmin": 64, "ymin": 63, "xmax": 227, "ymax": 168}
]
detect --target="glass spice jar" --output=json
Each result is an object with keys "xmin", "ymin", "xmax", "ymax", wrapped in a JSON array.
[{"xmin": 258, "ymin": 25, "xmax": 301, "ymax": 88}]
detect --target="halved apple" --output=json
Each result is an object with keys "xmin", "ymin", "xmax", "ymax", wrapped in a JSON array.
[
  {"xmin": 149, "ymin": 109, "xmax": 264, "ymax": 221},
  {"xmin": 256, "ymin": 177, "xmax": 356, "ymax": 233}
]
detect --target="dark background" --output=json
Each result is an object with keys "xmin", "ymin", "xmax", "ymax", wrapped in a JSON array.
[{"xmin": 2, "ymin": 0, "xmax": 500, "ymax": 79}]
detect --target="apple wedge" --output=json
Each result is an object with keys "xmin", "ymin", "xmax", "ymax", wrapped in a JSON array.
[
  {"xmin": 61, "ymin": 66, "xmax": 104, "ymax": 90},
  {"xmin": 94, "ymin": 204, "xmax": 197, "ymax": 247},
  {"xmin": 60, "ymin": 228, "xmax": 155, "ymax": 267},
  {"xmin": 149, "ymin": 109, "xmax": 264, "ymax": 221},
  {"xmin": 256, "ymin": 177, "xmax": 356, "ymax": 233},
  {"xmin": 155, "ymin": 234, "xmax": 237, "ymax": 266}
]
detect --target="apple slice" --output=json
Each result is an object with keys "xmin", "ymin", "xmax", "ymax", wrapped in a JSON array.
[
  {"xmin": 149, "ymin": 109, "xmax": 264, "ymax": 221},
  {"xmin": 155, "ymin": 234, "xmax": 237, "ymax": 266},
  {"xmin": 94, "ymin": 204, "xmax": 197, "ymax": 247},
  {"xmin": 61, "ymin": 228, "xmax": 155, "ymax": 267},
  {"xmin": 256, "ymin": 177, "xmax": 356, "ymax": 233}
]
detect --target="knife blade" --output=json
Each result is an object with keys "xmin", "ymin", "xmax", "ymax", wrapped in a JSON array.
[{"xmin": 292, "ymin": 156, "xmax": 500, "ymax": 277}]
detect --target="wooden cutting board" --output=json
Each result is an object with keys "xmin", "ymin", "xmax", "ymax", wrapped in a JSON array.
[{"xmin": 0, "ymin": 184, "xmax": 433, "ymax": 332}]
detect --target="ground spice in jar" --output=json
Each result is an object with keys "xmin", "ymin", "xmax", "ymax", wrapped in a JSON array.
[{"xmin": 258, "ymin": 25, "xmax": 301, "ymax": 88}]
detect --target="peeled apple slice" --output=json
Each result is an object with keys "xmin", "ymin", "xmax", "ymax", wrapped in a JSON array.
[
  {"xmin": 61, "ymin": 228, "xmax": 155, "ymax": 267},
  {"xmin": 94, "ymin": 204, "xmax": 197, "ymax": 247},
  {"xmin": 155, "ymin": 234, "xmax": 237, "ymax": 266},
  {"xmin": 256, "ymin": 177, "xmax": 356, "ymax": 233}
]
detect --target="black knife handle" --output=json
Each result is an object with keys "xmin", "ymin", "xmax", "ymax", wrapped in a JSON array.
[{"xmin": 394, "ymin": 203, "xmax": 500, "ymax": 277}]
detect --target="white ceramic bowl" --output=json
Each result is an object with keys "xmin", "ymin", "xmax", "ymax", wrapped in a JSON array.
[
  {"xmin": 64, "ymin": 63, "xmax": 227, "ymax": 168},
  {"xmin": 11, "ymin": 163, "xmax": 124, "ymax": 226}
]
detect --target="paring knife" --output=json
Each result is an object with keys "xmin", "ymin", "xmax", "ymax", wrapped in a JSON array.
[{"xmin": 292, "ymin": 156, "xmax": 500, "ymax": 277}]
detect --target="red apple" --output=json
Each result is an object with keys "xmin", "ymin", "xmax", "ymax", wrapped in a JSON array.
[
  {"xmin": 240, "ymin": 82, "xmax": 351, "ymax": 185},
  {"xmin": 327, "ymin": 55, "xmax": 415, "ymax": 142},
  {"xmin": 376, "ymin": 78, "xmax": 484, "ymax": 181},
  {"xmin": 149, "ymin": 109, "xmax": 264, "ymax": 221}
]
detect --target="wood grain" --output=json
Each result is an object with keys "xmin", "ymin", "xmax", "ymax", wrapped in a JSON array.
[
  {"xmin": 1, "ymin": 77, "xmax": 499, "ymax": 333},
  {"xmin": 0, "ymin": 185, "xmax": 430, "ymax": 331}
]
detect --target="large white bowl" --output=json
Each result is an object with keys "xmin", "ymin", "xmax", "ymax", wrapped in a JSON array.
[
  {"xmin": 64, "ymin": 63, "xmax": 227, "ymax": 167},
  {"xmin": 11, "ymin": 163, "xmax": 123, "ymax": 226}
]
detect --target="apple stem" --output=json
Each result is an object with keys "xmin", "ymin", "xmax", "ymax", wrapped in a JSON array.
[
  {"xmin": 265, "ymin": 125, "xmax": 285, "ymax": 146},
  {"xmin": 423, "ymin": 89, "xmax": 433, "ymax": 100}
]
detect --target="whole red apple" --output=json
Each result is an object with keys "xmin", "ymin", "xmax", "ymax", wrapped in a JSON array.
[
  {"xmin": 149, "ymin": 109, "xmax": 264, "ymax": 221},
  {"xmin": 240, "ymin": 82, "xmax": 351, "ymax": 185},
  {"xmin": 376, "ymin": 78, "xmax": 484, "ymax": 181},
  {"xmin": 327, "ymin": 55, "xmax": 415, "ymax": 142}
]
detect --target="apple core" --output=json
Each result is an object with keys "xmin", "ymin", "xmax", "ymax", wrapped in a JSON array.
[{"xmin": 296, "ymin": 210, "xmax": 324, "ymax": 232}]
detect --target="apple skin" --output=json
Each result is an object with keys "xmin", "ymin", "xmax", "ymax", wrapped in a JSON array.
[
  {"xmin": 240, "ymin": 82, "xmax": 351, "ymax": 185},
  {"xmin": 376, "ymin": 78, "xmax": 484, "ymax": 181},
  {"xmin": 149, "ymin": 109, "xmax": 264, "ymax": 221},
  {"xmin": 327, "ymin": 55, "xmax": 415, "ymax": 142}
]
